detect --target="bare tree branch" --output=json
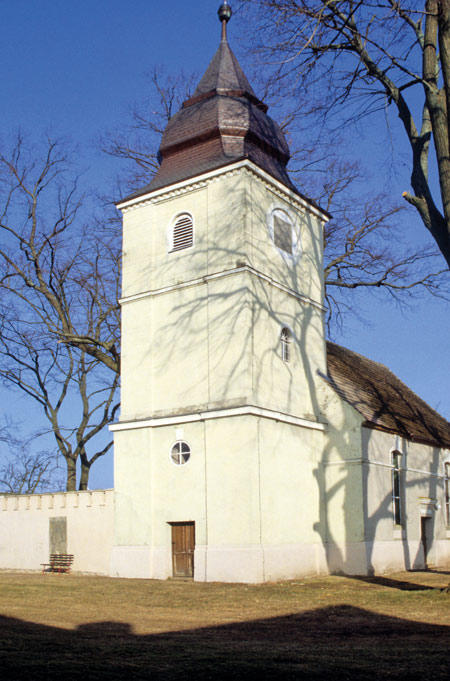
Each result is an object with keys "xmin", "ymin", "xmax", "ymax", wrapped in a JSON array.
[
  {"xmin": 105, "ymin": 67, "xmax": 448, "ymax": 327},
  {"xmin": 0, "ymin": 135, "xmax": 120, "ymax": 490},
  {"xmin": 0, "ymin": 421, "xmax": 64, "ymax": 494},
  {"xmin": 239, "ymin": 0, "xmax": 450, "ymax": 266}
]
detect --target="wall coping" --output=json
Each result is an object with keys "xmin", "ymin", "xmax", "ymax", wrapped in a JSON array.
[{"xmin": 0, "ymin": 489, "xmax": 113, "ymax": 512}]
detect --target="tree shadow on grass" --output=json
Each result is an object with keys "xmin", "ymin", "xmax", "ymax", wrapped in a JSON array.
[
  {"xmin": 409, "ymin": 569, "xmax": 450, "ymax": 576},
  {"xmin": 0, "ymin": 604, "xmax": 448, "ymax": 680},
  {"xmin": 345, "ymin": 575, "xmax": 436, "ymax": 591}
]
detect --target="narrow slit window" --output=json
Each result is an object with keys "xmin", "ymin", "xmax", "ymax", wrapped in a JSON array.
[
  {"xmin": 445, "ymin": 462, "xmax": 450, "ymax": 526},
  {"xmin": 392, "ymin": 451, "xmax": 402, "ymax": 526},
  {"xmin": 280, "ymin": 327, "xmax": 291, "ymax": 362},
  {"xmin": 171, "ymin": 214, "xmax": 193, "ymax": 252}
]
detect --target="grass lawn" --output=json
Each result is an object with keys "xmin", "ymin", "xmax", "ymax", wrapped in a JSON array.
[{"xmin": 0, "ymin": 570, "xmax": 449, "ymax": 680}]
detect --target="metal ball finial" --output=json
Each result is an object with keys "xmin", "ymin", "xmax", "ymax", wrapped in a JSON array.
[
  {"xmin": 218, "ymin": 2, "xmax": 232, "ymax": 23},
  {"xmin": 218, "ymin": 1, "xmax": 232, "ymax": 41}
]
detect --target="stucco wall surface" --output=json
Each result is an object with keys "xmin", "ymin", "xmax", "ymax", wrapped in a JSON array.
[
  {"xmin": 245, "ymin": 169, "xmax": 324, "ymax": 303},
  {"xmin": 362, "ymin": 427, "xmax": 450, "ymax": 571},
  {"xmin": 317, "ymin": 383, "xmax": 450, "ymax": 574},
  {"xmin": 119, "ymin": 165, "xmax": 327, "ymax": 425},
  {"xmin": 120, "ymin": 164, "xmax": 325, "ymax": 302},
  {"xmin": 113, "ymin": 161, "xmax": 449, "ymax": 582},
  {"xmin": 113, "ymin": 415, "xmax": 333, "ymax": 582},
  {"xmin": 0, "ymin": 490, "xmax": 114, "ymax": 575}
]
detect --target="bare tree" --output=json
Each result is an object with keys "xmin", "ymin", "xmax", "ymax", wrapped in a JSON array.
[
  {"xmin": 0, "ymin": 134, "xmax": 120, "ymax": 490},
  {"xmin": 0, "ymin": 451, "xmax": 58, "ymax": 495},
  {"xmin": 0, "ymin": 422, "xmax": 63, "ymax": 494},
  {"xmin": 0, "ymin": 135, "xmax": 120, "ymax": 374},
  {"xmin": 0, "ymin": 315, "xmax": 119, "ymax": 490},
  {"xmin": 238, "ymin": 0, "xmax": 450, "ymax": 267},
  {"xmin": 101, "ymin": 67, "xmax": 198, "ymax": 192},
  {"xmin": 316, "ymin": 159, "xmax": 447, "ymax": 327}
]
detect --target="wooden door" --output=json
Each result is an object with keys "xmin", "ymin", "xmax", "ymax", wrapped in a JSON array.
[{"xmin": 171, "ymin": 522, "xmax": 195, "ymax": 578}]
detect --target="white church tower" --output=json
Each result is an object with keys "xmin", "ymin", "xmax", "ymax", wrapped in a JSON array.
[{"xmin": 111, "ymin": 2, "xmax": 330, "ymax": 582}]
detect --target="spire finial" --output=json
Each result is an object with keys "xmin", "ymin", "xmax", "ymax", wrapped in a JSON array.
[{"xmin": 218, "ymin": 1, "xmax": 232, "ymax": 42}]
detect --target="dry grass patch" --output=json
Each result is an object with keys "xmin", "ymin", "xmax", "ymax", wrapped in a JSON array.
[{"xmin": 0, "ymin": 570, "xmax": 449, "ymax": 679}]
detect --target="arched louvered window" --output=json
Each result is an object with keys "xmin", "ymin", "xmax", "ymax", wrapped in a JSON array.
[
  {"xmin": 280, "ymin": 327, "xmax": 291, "ymax": 362},
  {"xmin": 170, "ymin": 213, "xmax": 194, "ymax": 252}
]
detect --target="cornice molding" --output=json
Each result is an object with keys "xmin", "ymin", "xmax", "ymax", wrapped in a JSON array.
[
  {"xmin": 117, "ymin": 160, "xmax": 329, "ymax": 221},
  {"xmin": 119, "ymin": 264, "xmax": 326, "ymax": 312},
  {"xmin": 110, "ymin": 404, "xmax": 327, "ymax": 433}
]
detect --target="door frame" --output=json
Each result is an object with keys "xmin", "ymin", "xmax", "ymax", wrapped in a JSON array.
[
  {"xmin": 169, "ymin": 521, "xmax": 195, "ymax": 579},
  {"xmin": 420, "ymin": 516, "xmax": 432, "ymax": 569}
]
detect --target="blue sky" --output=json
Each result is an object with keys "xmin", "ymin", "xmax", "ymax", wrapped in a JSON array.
[
  {"xmin": 1, "ymin": 0, "xmax": 219, "ymax": 140},
  {"xmin": 1, "ymin": 1, "xmax": 448, "ymax": 489}
]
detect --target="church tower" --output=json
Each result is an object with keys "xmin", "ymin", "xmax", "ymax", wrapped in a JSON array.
[{"xmin": 111, "ymin": 3, "xmax": 330, "ymax": 582}]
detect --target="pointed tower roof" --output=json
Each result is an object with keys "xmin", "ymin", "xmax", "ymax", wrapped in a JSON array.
[
  {"xmin": 192, "ymin": 37, "xmax": 258, "ymax": 100},
  {"xmin": 129, "ymin": 3, "xmax": 298, "ymax": 198}
]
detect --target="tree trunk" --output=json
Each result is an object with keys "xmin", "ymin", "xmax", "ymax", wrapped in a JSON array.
[
  {"xmin": 66, "ymin": 457, "xmax": 77, "ymax": 492},
  {"xmin": 79, "ymin": 460, "xmax": 91, "ymax": 491},
  {"xmin": 439, "ymin": 0, "xmax": 450, "ymax": 148},
  {"xmin": 424, "ymin": 0, "xmax": 450, "ymax": 266}
]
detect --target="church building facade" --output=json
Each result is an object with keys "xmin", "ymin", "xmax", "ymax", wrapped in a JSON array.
[
  {"xmin": 108, "ymin": 3, "xmax": 450, "ymax": 582},
  {"xmin": 0, "ymin": 3, "xmax": 449, "ymax": 581}
]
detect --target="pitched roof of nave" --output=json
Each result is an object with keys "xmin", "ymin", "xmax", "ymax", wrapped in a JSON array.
[
  {"xmin": 326, "ymin": 342, "xmax": 450, "ymax": 448},
  {"xmin": 127, "ymin": 2, "xmax": 300, "ymax": 200}
]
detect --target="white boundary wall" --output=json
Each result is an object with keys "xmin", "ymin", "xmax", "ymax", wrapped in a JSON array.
[{"xmin": 0, "ymin": 490, "xmax": 114, "ymax": 575}]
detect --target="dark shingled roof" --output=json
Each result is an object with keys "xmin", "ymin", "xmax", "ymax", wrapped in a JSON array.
[
  {"xmin": 326, "ymin": 341, "xmax": 450, "ymax": 448},
  {"xmin": 193, "ymin": 39, "xmax": 258, "ymax": 99},
  {"xmin": 125, "ymin": 35, "xmax": 301, "ymax": 200}
]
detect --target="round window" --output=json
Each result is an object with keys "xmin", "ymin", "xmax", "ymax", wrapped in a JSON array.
[{"xmin": 170, "ymin": 441, "xmax": 191, "ymax": 465}]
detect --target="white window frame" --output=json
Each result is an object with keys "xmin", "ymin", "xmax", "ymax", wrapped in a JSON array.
[
  {"xmin": 267, "ymin": 205, "xmax": 301, "ymax": 260},
  {"xmin": 170, "ymin": 441, "xmax": 191, "ymax": 466},
  {"xmin": 168, "ymin": 212, "xmax": 194, "ymax": 253}
]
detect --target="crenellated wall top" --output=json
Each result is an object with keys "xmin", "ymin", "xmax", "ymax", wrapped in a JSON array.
[{"xmin": 0, "ymin": 489, "xmax": 113, "ymax": 512}]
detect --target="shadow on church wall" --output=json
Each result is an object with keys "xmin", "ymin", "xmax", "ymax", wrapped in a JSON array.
[
  {"xmin": 313, "ymin": 388, "xmax": 445, "ymax": 576},
  {"xmin": 122, "ymin": 164, "xmax": 446, "ymax": 577},
  {"xmin": 142, "ymin": 174, "xmax": 324, "ymax": 422}
]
